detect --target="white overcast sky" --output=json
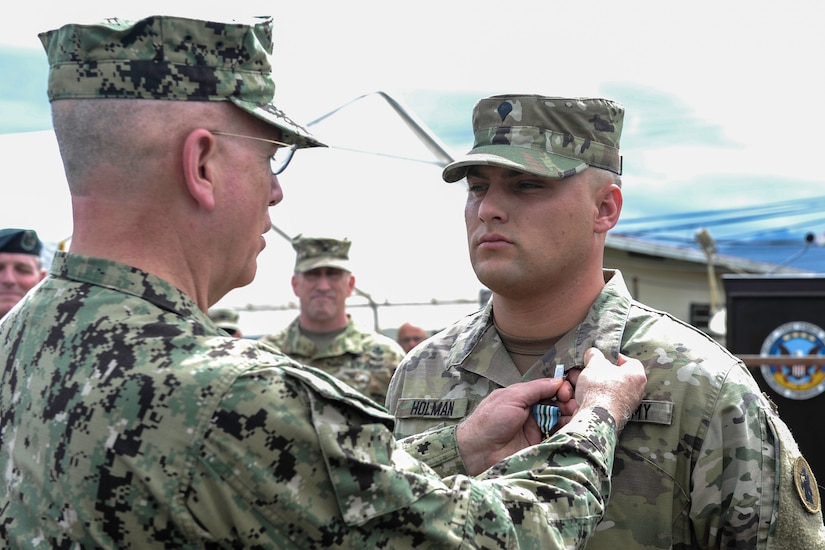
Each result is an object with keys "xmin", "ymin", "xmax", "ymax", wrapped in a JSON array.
[
  {"xmin": 3, "ymin": 1, "xmax": 824, "ymax": 333},
  {"xmin": 5, "ymin": 1, "xmax": 825, "ymax": 135},
  {"xmin": 6, "ymin": 1, "xmax": 824, "ymax": 203}
]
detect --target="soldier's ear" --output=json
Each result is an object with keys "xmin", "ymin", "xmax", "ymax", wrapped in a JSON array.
[
  {"xmin": 182, "ymin": 129, "xmax": 219, "ymax": 211},
  {"xmin": 595, "ymin": 182, "xmax": 622, "ymax": 233}
]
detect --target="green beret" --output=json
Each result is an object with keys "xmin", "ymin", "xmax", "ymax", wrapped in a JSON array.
[
  {"xmin": 39, "ymin": 15, "xmax": 324, "ymax": 149},
  {"xmin": 0, "ymin": 229, "xmax": 42, "ymax": 256},
  {"xmin": 443, "ymin": 95, "xmax": 623, "ymax": 182}
]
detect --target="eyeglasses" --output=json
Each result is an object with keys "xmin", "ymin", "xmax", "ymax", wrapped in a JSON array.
[{"xmin": 210, "ymin": 131, "xmax": 296, "ymax": 175}]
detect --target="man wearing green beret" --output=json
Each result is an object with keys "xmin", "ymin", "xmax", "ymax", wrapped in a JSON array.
[
  {"xmin": 386, "ymin": 94, "xmax": 825, "ymax": 548},
  {"xmin": 0, "ymin": 17, "xmax": 648, "ymax": 549},
  {"xmin": 260, "ymin": 235, "xmax": 405, "ymax": 403},
  {"xmin": 0, "ymin": 228, "xmax": 46, "ymax": 318}
]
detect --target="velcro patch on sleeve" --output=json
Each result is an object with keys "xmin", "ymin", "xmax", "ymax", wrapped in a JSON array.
[
  {"xmin": 627, "ymin": 400, "xmax": 673, "ymax": 425},
  {"xmin": 794, "ymin": 456, "xmax": 822, "ymax": 514}
]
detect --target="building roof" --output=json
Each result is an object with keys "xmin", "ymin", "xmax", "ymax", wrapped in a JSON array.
[{"xmin": 606, "ymin": 234, "xmax": 803, "ymax": 275}]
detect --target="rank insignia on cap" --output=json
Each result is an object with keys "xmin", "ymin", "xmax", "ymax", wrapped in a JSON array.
[
  {"xmin": 20, "ymin": 231, "xmax": 39, "ymax": 252},
  {"xmin": 794, "ymin": 456, "xmax": 821, "ymax": 513}
]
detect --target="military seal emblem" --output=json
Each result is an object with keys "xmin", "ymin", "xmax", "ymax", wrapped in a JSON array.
[{"xmin": 759, "ymin": 321, "xmax": 825, "ymax": 400}]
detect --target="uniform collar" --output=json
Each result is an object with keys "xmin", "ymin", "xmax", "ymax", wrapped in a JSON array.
[{"xmin": 445, "ymin": 269, "xmax": 633, "ymax": 379}]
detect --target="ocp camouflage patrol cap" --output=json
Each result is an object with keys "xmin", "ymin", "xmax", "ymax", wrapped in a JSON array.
[
  {"xmin": 38, "ymin": 15, "xmax": 324, "ymax": 149},
  {"xmin": 443, "ymin": 94, "xmax": 623, "ymax": 182},
  {"xmin": 292, "ymin": 235, "xmax": 351, "ymax": 274},
  {"xmin": 0, "ymin": 228, "xmax": 42, "ymax": 256}
]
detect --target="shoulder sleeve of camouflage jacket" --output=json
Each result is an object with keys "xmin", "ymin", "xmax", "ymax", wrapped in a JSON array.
[
  {"xmin": 687, "ymin": 363, "xmax": 825, "ymax": 547},
  {"xmin": 767, "ymin": 405, "xmax": 825, "ymax": 547},
  {"xmin": 191, "ymin": 365, "xmax": 619, "ymax": 548}
]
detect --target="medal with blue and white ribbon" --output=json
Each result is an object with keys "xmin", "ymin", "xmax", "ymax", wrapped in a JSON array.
[
  {"xmin": 533, "ymin": 364, "xmax": 565, "ymax": 438},
  {"xmin": 532, "ymin": 403, "xmax": 560, "ymax": 438}
]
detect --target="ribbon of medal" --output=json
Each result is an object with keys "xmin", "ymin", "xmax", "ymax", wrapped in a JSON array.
[{"xmin": 532, "ymin": 364, "xmax": 565, "ymax": 439}]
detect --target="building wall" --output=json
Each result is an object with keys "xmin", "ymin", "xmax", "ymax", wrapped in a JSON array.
[
  {"xmin": 603, "ymin": 248, "xmax": 721, "ymax": 326},
  {"xmin": 244, "ymin": 248, "xmax": 729, "ymax": 340}
]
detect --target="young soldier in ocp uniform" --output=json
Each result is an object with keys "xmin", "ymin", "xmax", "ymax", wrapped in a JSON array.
[{"xmin": 386, "ymin": 94, "xmax": 825, "ymax": 548}]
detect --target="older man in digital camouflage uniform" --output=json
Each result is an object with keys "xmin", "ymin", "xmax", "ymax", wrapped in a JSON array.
[
  {"xmin": 386, "ymin": 94, "xmax": 825, "ymax": 548},
  {"xmin": 0, "ymin": 17, "xmax": 650, "ymax": 548},
  {"xmin": 260, "ymin": 236, "xmax": 404, "ymax": 403}
]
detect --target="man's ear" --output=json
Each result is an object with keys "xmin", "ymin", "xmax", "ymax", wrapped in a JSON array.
[
  {"xmin": 346, "ymin": 273, "xmax": 356, "ymax": 295},
  {"xmin": 595, "ymin": 183, "xmax": 622, "ymax": 233},
  {"xmin": 182, "ymin": 129, "xmax": 218, "ymax": 211}
]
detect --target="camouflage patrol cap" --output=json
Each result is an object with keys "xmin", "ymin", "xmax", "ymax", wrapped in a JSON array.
[
  {"xmin": 443, "ymin": 94, "xmax": 623, "ymax": 182},
  {"xmin": 38, "ymin": 15, "xmax": 324, "ymax": 148},
  {"xmin": 208, "ymin": 308, "xmax": 239, "ymax": 332},
  {"xmin": 292, "ymin": 235, "xmax": 351, "ymax": 274},
  {"xmin": 0, "ymin": 228, "xmax": 42, "ymax": 256}
]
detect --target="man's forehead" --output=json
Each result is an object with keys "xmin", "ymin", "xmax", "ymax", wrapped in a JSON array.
[{"xmin": 0, "ymin": 252, "xmax": 41, "ymax": 265}]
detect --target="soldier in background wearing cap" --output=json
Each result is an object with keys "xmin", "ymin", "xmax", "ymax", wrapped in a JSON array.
[
  {"xmin": 260, "ymin": 236, "xmax": 405, "ymax": 403},
  {"xmin": 0, "ymin": 228, "xmax": 46, "ymax": 318},
  {"xmin": 0, "ymin": 17, "xmax": 649, "ymax": 549},
  {"xmin": 386, "ymin": 94, "xmax": 825, "ymax": 548},
  {"xmin": 208, "ymin": 307, "xmax": 243, "ymax": 338}
]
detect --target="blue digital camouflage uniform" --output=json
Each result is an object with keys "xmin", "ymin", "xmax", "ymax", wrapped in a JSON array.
[
  {"xmin": 259, "ymin": 315, "xmax": 405, "ymax": 404},
  {"xmin": 386, "ymin": 270, "xmax": 825, "ymax": 548},
  {"xmin": 0, "ymin": 253, "xmax": 628, "ymax": 548}
]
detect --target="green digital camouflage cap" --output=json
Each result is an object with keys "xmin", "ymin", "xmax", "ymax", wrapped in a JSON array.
[
  {"xmin": 208, "ymin": 308, "xmax": 240, "ymax": 332},
  {"xmin": 443, "ymin": 95, "xmax": 623, "ymax": 182},
  {"xmin": 38, "ymin": 15, "xmax": 324, "ymax": 149},
  {"xmin": 0, "ymin": 229, "xmax": 42, "ymax": 256},
  {"xmin": 292, "ymin": 236, "xmax": 351, "ymax": 274}
]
